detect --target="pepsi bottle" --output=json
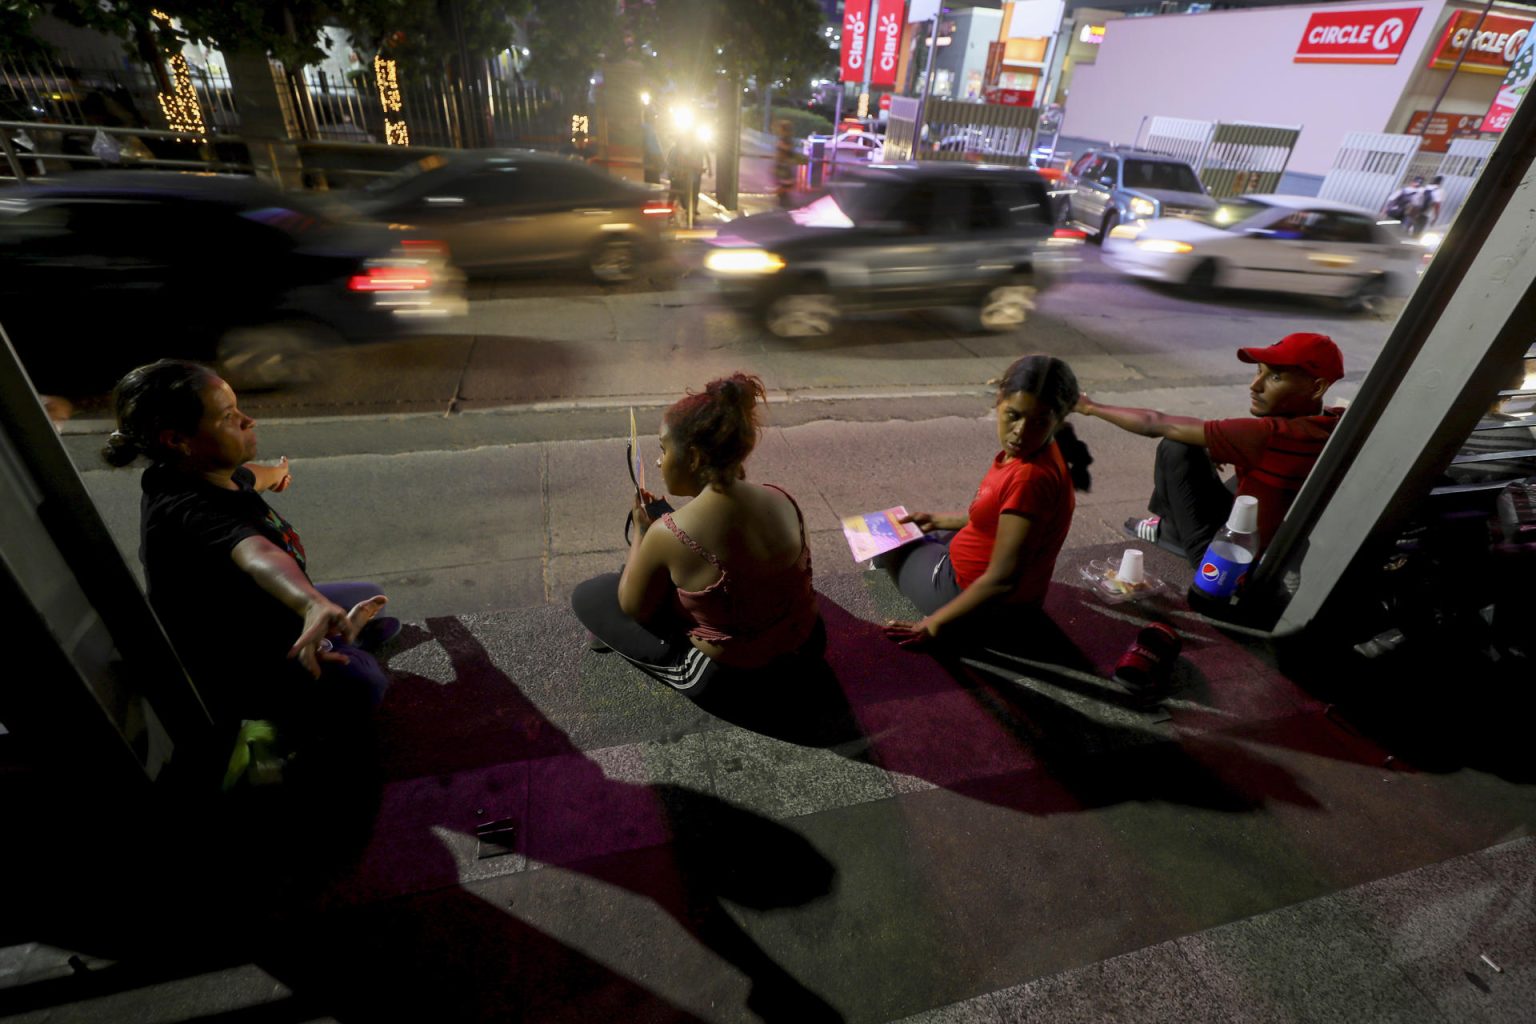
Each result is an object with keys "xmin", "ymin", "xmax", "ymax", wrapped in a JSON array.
[{"xmin": 1190, "ymin": 495, "xmax": 1260, "ymax": 603}]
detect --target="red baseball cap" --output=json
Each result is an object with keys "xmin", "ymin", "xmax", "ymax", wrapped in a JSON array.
[{"xmin": 1237, "ymin": 332, "xmax": 1343, "ymax": 382}]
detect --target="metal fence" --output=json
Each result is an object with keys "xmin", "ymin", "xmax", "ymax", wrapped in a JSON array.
[
  {"xmin": 1199, "ymin": 122, "xmax": 1302, "ymax": 198},
  {"xmin": 3, "ymin": 44, "xmax": 567, "ymax": 173},
  {"xmin": 1135, "ymin": 115, "xmax": 1212, "ymax": 167},
  {"xmin": 1136, "ymin": 116, "xmax": 1301, "ymax": 198},
  {"xmin": 1432, "ymin": 137, "xmax": 1496, "ymax": 228},
  {"xmin": 884, "ymin": 97, "xmax": 1039, "ymax": 167},
  {"xmin": 1317, "ymin": 131, "xmax": 1422, "ymax": 213},
  {"xmin": 288, "ymin": 61, "xmax": 566, "ymax": 150}
]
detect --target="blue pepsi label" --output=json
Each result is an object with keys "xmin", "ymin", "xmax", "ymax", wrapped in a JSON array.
[{"xmin": 1193, "ymin": 547, "xmax": 1250, "ymax": 598}]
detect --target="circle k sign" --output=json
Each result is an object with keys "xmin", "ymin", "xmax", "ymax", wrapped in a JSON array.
[{"xmin": 1295, "ymin": 7, "xmax": 1421, "ymax": 64}]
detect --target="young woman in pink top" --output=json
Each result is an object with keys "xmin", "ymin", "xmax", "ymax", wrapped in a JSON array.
[
  {"xmin": 883, "ymin": 354, "xmax": 1094, "ymax": 650},
  {"xmin": 571, "ymin": 373, "xmax": 821, "ymax": 694}
]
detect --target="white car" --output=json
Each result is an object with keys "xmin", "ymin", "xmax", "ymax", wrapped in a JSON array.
[{"xmin": 1101, "ymin": 194, "xmax": 1424, "ymax": 311}]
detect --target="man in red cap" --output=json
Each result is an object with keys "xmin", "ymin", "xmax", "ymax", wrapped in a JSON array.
[{"xmin": 1074, "ymin": 332, "xmax": 1345, "ymax": 565}]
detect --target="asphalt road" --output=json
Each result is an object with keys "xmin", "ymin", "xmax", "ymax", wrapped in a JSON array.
[{"xmin": 208, "ymin": 244, "xmax": 1398, "ymax": 424}]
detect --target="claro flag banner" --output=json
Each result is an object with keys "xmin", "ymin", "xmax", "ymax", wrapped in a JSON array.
[
  {"xmin": 1482, "ymin": 32, "xmax": 1536, "ymax": 132},
  {"xmin": 840, "ymin": 0, "xmax": 871, "ymax": 82},
  {"xmin": 1294, "ymin": 7, "xmax": 1421, "ymax": 64},
  {"xmin": 871, "ymin": 0, "xmax": 906, "ymax": 87}
]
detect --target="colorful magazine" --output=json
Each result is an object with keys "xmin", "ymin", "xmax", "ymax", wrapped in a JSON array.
[{"xmin": 842, "ymin": 505, "xmax": 925, "ymax": 563}]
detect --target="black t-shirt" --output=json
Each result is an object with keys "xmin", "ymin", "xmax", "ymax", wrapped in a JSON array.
[{"xmin": 140, "ymin": 463, "xmax": 311, "ymax": 722}]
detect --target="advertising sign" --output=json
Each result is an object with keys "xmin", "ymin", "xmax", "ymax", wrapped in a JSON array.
[
  {"xmin": 1405, "ymin": 109, "xmax": 1485, "ymax": 151},
  {"xmin": 984, "ymin": 88, "xmax": 1036, "ymax": 107},
  {"xmin": 1482, "ymin": 31, "xmax": 1536, "ymax": 132},
  {"xmin": 1428, "ymin": 11, "xmax": 1533, "ymax": 74},
  {"xmin": 840, "ymin": 0, "xmax": 871, "ymax": 82},
  {"xmin": 871, "ymin": 1, "xmax": 906, "ymax": 88},
  {"xmin": 1293, "ymin": 7, "xmax": 1421, "ymax": 64}
]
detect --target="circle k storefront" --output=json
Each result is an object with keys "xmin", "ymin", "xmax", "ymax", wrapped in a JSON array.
[{"xmin": 1062, "ymin": 0, "xmax": 1536, "ymax": 186}]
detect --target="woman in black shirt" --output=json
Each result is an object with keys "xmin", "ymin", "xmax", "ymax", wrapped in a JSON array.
[{"xmin": 103, "ymin": 360, "xmax": 396, "ymax": 741}]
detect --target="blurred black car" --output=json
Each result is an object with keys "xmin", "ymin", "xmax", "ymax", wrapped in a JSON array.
[
  {"xmin": 347, "ymin": 150, "xmax": 673, "ymax": 282},
  {"xmin": 0, "ymin": 172, "xmax": 464, "ymax": 393},
  {"xmin": 703, "ymin": 164, "xmax": 1078, "ymax": 337}
]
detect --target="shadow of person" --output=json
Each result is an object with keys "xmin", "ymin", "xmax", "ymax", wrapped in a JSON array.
[
  {"xmin": 689, "ymin": 650, "xmax": 867, "ymax": 752},
  {"xmin": 290, "ymin": 613, "xmax": 845, "ymax": 1023}
]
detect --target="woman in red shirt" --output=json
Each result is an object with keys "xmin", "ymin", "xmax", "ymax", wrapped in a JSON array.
[{"xmin": 884, "ymin": 355, "xmax": 1093, "ymax": 649}]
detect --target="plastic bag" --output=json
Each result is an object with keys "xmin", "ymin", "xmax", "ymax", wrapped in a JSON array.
[{"xmin": 90, "ymin": 128, "xmax": 123, "ymax": 165}]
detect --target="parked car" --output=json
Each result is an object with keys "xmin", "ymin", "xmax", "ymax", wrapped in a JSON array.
[
  {"xmin": 702, "ymin": 163, "xmax": 1079, "ymax": 338},
  {"xmin": 1101, "ymin": 194, "xmax": 1422, "ymax": 311},
  {"xmin": 0, "ymin": 171, "xmax": 464, "ymax": 393},
  {"xmin": 347, "ymin": 150, "xmax": 672, "ymax": 282},
  {"xmin": 806, "ymin": 129, "xmax": 885, "ymax": 171},
  {"xmin": 1062, "ymin": 147, "xmax": 1217, "ymax": 242}
]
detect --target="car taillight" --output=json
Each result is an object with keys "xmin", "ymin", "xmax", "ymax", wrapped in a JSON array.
[
  {"xmin": 349, "ymin": 265, "xmax": 434, "ymax": 292},
  {"xmin": 1052, "ymin": 227, "xmax": 1087, "ymax": 240},
  {"xmin": 643, "ymin": 199, "xmax": 672, "ymax": 217}
]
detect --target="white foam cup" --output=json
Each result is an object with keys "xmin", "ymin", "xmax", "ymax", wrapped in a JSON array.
[
  {"xmin": 1117, "ymin": 548, "xmax": 1145, "ymax": 585},
  {"xmin": 1227, "ymin": 494, "xmax": 1259, "ymax": 534}
]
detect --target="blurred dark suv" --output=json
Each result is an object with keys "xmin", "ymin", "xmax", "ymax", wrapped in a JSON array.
[
  {"xmin": 703, "ymin": 164, "xmax": 1077, "ymax": 337},
  {"xmin": 1062, "ymin": 147, "xmax": 1216, "ymax": 242},
  {"xmin": 0, "ymin": 172, "xmax": 464, "ymax": 393},
  {"xmin": 347, "ymin": 150, "xmax": 672, "ymax": 282}
]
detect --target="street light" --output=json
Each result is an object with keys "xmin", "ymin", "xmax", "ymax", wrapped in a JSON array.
[{"xmin": 640, "ymin": 90, "xmax": 651, "ymax": 106}]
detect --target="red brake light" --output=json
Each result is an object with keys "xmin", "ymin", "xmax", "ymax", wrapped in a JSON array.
[
  {"xmin": 349, "ymin": 266, "xmax": 434, "ymax": 292},
  {"xmin": 643, "ymin": 199, "xmax": 673, "ymax": 216},
  {"xmin": 1052, "ymin": 227, "xmax": 1087, "ymax": 239}
]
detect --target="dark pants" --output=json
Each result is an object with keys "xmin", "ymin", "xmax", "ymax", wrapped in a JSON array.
[
  {"xmin": 1147, "ymin": 440, "xmax": 1238, "ymax": 566},
  {"xmin": 314, "ymin": 581, "xmax": 393, "ymax": 709},
  {"xmin": 882, "ymin": 533, "xmax": 1044, "ymax": 647},
  {"xmin": 571, "ymin": 573, "xmax": 726, "ymax": 692}
]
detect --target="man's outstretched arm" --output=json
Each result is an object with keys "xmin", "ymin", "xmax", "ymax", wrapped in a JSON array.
[{"xmin": 1075, "ymin": 394, "xmax": 1209, "ymax": 446}]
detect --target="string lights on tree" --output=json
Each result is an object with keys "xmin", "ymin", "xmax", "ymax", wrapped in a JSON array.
[
  {"xmin": 150, "ymin": 9, "xmax": 206, "ymax": 141},
  {"xmin": 374, "ymin": 55, "xmax": 410, "ymax": 145}
]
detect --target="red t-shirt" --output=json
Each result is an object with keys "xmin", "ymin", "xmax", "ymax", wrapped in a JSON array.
[
  {"xmin": 1205, "ymin": 409, "xmax": 1342, "ymax": 549},
  {"xmin": 947, "ymin": 443, "xmax": 1074, "ymax": 607}
]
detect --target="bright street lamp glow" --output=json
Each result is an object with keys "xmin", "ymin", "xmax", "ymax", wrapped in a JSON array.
[
  {"xmin": 672, "ymin": 106, "xmax": 695, "ymax": 131},
  {"xmin": 640, "ymin": 90, "xmax": 651, "ymax": 106}
]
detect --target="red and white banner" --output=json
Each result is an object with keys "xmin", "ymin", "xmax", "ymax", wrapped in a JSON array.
[
  {"xmin": 840, "ymin": 0, "xmax": 871, "ymax": 82},
  {"xmin": 1428, "ymin": 11, "xmax": 1533, "ymax": 74},
  {"xmin": 871, "ymin": 1, "xmax": 906, "ymax": 88},
  {"xmin": 1294, "ymin": 7, "xmax": 1421, "ymax": 64}
]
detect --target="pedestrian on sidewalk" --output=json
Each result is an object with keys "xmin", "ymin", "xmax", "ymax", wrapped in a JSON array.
[
  {"xmin": 1074, "ymin": 332, "xmax": 1344, "ymax": 567},
  {"xmin": 773, "ymin": 119, "xmax": 805, "ymax": 209},
  {"xmin": 881, "ymin": 355, "xmax": 1094, "ymax": 650},
  {"xmin": 571, "ymin": 372, "xmax": 823, "ymax": 695},
  {"xmin": 101, "ymin": 360, "xmax": 400, "ymax": 771},
  {"xmin": 668, "ymin": 134, "xmax": 709, "ymax": 227}
]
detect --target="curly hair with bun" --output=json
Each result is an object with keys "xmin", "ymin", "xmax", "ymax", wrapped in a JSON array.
[
  {"xmin": 100, "ymin": 360, "xmax": 218, "ymax": 468},
  {"xmin": 664, "ymin": 372, "xmax": 768, "ymax": 487}
]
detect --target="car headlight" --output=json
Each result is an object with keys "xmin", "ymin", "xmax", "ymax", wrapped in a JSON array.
[
  {"xmin": 1128, "ymin": 197, "xmax": 1157, "ymax": 218},
  {"xmin": 1108, "ymin": 223, "xmax": 1144, "ymax": 240},
  {"xmin": 704, "ymin": 248, "xmax": 785, "ymax": 274},
  {"xmin": 1135, "ymin": 239, "xmax": 1194, "ymax": 254}
]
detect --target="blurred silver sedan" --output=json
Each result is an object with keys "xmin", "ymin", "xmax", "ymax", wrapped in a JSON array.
[{"xmin": 1102, "ymin": 194, "xmax": 1424, "ymax": 311}]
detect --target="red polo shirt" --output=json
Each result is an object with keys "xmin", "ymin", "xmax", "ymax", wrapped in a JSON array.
[{"xmin": 1205, "ymin": 408, "xmax": 1342, "ymax": 549}]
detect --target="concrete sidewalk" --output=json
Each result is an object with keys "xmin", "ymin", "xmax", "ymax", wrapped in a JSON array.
[{"xmin": 8, "ymin": 408, "xmax": 1533, "ymax": 1023}]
